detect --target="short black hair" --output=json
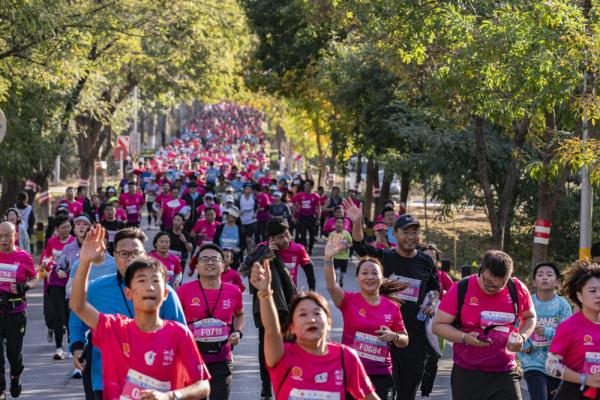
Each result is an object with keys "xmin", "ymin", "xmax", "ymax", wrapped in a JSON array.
[
  {"xmin": 54, "ymin": 215, "xmax": 71, "ymax": 229},
  {"xmin": 173, "ymin": 213, "xmax": 186, "ymax": 222},
  {"xmin": 197, "ymin": 243, "xmax": 224, "ymax": 259},
  {"xmin": 479, "ymin": 250, "xmax": 513, "ymax": 278},
  {"xmin": 124, "ymin": 256, "xmax": 167, "ymax": 288},
  {"xmin": 335, "ymin": 217, "xmax": 345, "ymax": 223},
  {"xmin": 381, "ymin": 207, "xmax": 395, "ymax": 216},
  {"xmin": 268, "ymin": 218, "xmax": 289, "ymax": 238},
  {"xmin": 114, "ymin": 227, "xmax": 147, "ymax": 251},
  {"xmin": 592, "ymin": 242, "xmax": 600, "ymax": 258},
  {"xmin": 17, "ymin": 191, "xmax": 28, "ymax": 203},
  {"xmin": 533, "ymin": 262, "xmax": 560, "ymax": 279},
  {"xmin": 152, "ymin": 231, "xmax": 170, "ymax": 249}
]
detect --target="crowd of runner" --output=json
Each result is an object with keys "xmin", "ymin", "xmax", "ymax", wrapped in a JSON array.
[{"xmin": 0, "ymin": 103, "xmax": 599, "ymax": 400}]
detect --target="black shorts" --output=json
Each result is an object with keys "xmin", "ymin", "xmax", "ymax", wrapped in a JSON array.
[{"xmin": 451, "ymin": 364, "xmax": 522, "ymax": 400}]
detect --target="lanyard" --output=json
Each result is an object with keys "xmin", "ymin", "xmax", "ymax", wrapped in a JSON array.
[
  {"xmin": 198, "ymin": 280, "xmax": 222, "ymax": 318},
  {"xmin": 116, "ymin": 274, "xmax": 133, "ymax": 318}
]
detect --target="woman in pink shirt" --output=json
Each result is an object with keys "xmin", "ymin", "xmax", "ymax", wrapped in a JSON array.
[
  {"xmin": 546, "ymin": 261, "xmax": 600, "ymax": 399},
  {"xmin": 250, "ymin": 259, "xmax": 379, "ymax": 400},
  {"xmin": 148, "ymin": 231, "xmax": 182, "ymax": 289},
  {"xmin": 324, "ymin": 238, "xmax": 408, "ymax": 399},
  {"xmin": 70, "ymin": 226, "xmax": 211, "ymax": 400}
]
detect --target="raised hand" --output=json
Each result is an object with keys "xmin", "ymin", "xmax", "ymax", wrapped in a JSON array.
[
  {"xmin": 324, "ymin": 235, "xmax": 344, "ymax": 260},
  {"xmin": 79, "ymin": 226, "xmax": 106, "ymax": 265},
  {"xmin": 342, "ymin": 198, "xmax": 362, "ymax": 223},
  {"xmin": 250, "ymin": 260, "xmax": 271, "ymax": 294}
]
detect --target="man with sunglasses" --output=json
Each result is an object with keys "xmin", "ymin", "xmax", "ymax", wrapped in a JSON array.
[
  {"xmin": 432, "ymin": 250, "xmax": 536, "ymax": 400},
  {"xmin": 69, "ymin": 227, "xmax": 186, "ymax": 400},
  {"xmin": 344, "ymin": 199, "xmax": 440, "ymax": 400}
]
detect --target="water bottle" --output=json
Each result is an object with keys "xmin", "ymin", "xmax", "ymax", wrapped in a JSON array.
[{"xmin": 417, "ymin": 290, "xmax": 435, "ymax": 321}]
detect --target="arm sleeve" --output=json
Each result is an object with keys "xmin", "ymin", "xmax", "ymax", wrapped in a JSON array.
[
  {"xmin": 351, "ymin": 239, "xmax": 385, "ymax": 259},
  {"xmin": 176, "ymin": 327, "xmax": 211, "ymax": 383}
]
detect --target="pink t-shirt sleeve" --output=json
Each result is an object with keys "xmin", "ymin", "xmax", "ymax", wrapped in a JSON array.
[
  {"xmin": 338, "ymin": 291, "xmax": 353, "ymax": 311},
  {"xmin": 298, "ymin": 245, "xmax": 311, "ymax": 266},
  {"xmin": 92, "ymin": 313, "xmax": 121, "ymax": 349},
  {"xmin": 438, "ymin": 279, "xmax": 459, "ymax": 317},
  {"xmin": 548, "ymin": 320, "xmax": 569, "ymax": 356},
  {"xmin": 390, "ymin": 302, "xmax": 405, "ymax": 333},
  {"xmin": 343, "ymin": 346, "xmax": 376, "ymax": 398},
  {"xmin": 173, "ymin": 257, "xmax": 182, "ymax": 275},
  {"xmin": 175, "ymin": 325, "xmax": 211, "ymax": 383}
]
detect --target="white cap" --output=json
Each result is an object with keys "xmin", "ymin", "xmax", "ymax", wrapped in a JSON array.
[{"xmin": 225, "ymin": 194, "xmax": 235, "ymax": 203}]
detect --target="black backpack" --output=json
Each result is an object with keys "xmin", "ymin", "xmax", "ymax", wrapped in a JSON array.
[{"xmin": 454, "ymin": 277, "xmax": 519, "ymax": 329}]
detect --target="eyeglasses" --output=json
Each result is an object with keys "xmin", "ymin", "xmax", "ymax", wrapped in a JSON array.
[
  {"xmin": 115, "ymin": 250, "xmax": 145, "ymax": 259},
  {"xmin": 481, "ymin": 274, "xmax": 508, "ymax": 291},
  {"xmin": 198, "ymin": 256, "xmax": 223, "ymax": 264},
  {"xmin": 0, "ymin": 233, "xmax": 13, "ymax": 239},
  {"xmin": 398, "ymin": 230, "xmax": 419, "ymax": 237}
]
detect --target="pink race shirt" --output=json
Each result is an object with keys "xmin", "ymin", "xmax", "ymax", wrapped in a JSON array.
[
  {"xmin": 221, "ymin": 268, "xmax": 245, "ymax": 293},
  {"xmin": 339, "ymin": 291, "xmax": 405, "ymax": 375},
  {"xmin": 269, "ymin": 342, "xmax": 375, "ymax": 400},
  {"xmin": 40, "ymin": 235, "xmax": 75, "ymax": 287},
  {"xmin": 161, "ymin": 198, "xmax": 186, "ymax": 230},
  {"xmin": 147, "ymin": 251, "xmax": 182, "ymax": 285},
  {"xmin": 192, "ymin": 219, "xmax": 220, "ymax": 245},
  {"xmin": 57, "ymin": 200, "xmax": 83, "ymax": 219},
  {"xmin": 549, "ymin": 311, "xmax": 600, "ymax": 374},
  {"xmin": 256, "ymin": 192, "xmax": 271, "ymax": 222},
  {"xmin": 118, "ymin": 193, "xmax": 145, "ymax": 224},
  {"xmin": 115, "ymin": 207, "xmax": 127, "ymax": 223},
  {"xmin": 176, "ymin": 282, "xmax": 243, "ymax": 363},
  {"xmin": 0, "ymin": 248, "xmax": 35, "ymax": 313},
  {"xmin": 322, "ymin": 217, "xmax": 352, "ymax": 234},
  {"xmin": 273, "ymin": 241, "xmax": 311, "ymax": 285},
  {"xmin": 93, "ymin": 313, "xmax": 210, "ymax": 400},
  {"xmin": 196, "ymin": 204, "xmax": 222, "ymax": 220},
  {"xmin": 292, "ymin": 192, "xmax": 320, "ymax": 217},
  {"xmin": 438, "ymin": 274, "xmax": 533, "ymax": 372}
]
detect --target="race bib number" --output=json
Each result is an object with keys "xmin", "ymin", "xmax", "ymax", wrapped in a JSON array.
[
  {"xmin": 107, "ymin": 230, "xmax": 117, "ymax": 242},
  {"xmin": 289, "ymin": 389, "xmax": 341, "ymax": 400},
  {"xmin": 119, "ymin": 369, "xmax": 170, "ymax": 400},
  {"xmin": 301, "ymin": 200, "xmax": 312, "ymax": 209},
  {"xmin": 391, "ymin": 276, "xmax": 421, "ymax": 302},
  {"xmin": 0, "ymin": 263, "xmax": 18, "ymax": 291},
  {"xmin": 530, "ymin": 332, "xmax": 551, "ymax": 347},
  {"xmin": 221, "ymin": 238, "xmax": 238, "ymax": 249},
  {"xmin": 191, "ymin": 318, "xmax": 229, "ymax": 342},
  {"xmin": 480, "ymin": 311, "xmax": 515, "ymax": 332},
  {"xmin": 126, "ymin": 205, "xmax": 138, "ymax": 215},
  {"xmin": 584, "ymin": 352, "xmax": 600, "ymax": 375},
  {"xmin": 167, "ymin": 199, "xmax": 180, "ymax": 209},
  {"xmin": 352, "ymin": 331, "xmax": 389, "ymax": 363},
  {"xmin": 284, "ymin": 262, "xmax": 297, "ymax": 272}
]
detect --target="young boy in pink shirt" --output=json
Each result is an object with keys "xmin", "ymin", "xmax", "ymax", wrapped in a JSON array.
[{"xmin": 70, "ymin": 226, "xmax": 211, "ymax": 400}]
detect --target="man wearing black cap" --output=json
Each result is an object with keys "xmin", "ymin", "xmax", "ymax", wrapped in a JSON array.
[
  {"xmin": 242, "ymin": 218, "xmax": 299, "ymax": 400},
  {"xmin": 343, "ymin": 199, "xmax": 439, "ymax": 400}
]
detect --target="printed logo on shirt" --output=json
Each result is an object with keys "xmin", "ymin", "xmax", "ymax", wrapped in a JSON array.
[
  {"xmin": 469, "ymin": 296, "xmax": 479, "ymax": 306},
  {"xmin": 314, "ymin": 372, "xmax": 328, "ymax": 384},
  {"xmin": 334, "ymin": 369, "xmax": 343, "ymax": 386},
  {"xmin": 291, "ymin": 367, "xmax": 303, "ymax": 381},
  {"xmin": 223, "ymin": 299, "xmax": 231, "ymax": 310},
  {"xmin": 584, "ymin": 335, "xmax": 594, "ymax": 346},
  {"xmin": 358, "ymin": 308, "xmax": 366, "ymax": 317},
  {"xmin": 144, "ymin": 351, "xmax": 156, "ymax": 366},
  {"xmin": 384, "ymin": 314, "xmax": 392, "ymax": 323},
  {"xmin": 191, "ymin": 297, "xmax": 201, "ymax": 305},
  {"xmin": 162, "ymin": 349, "xmax": 175, "ymax": 366},
  {"xmin": 122, "ymin": 343, "xmax": 130, "ymax": 357}
]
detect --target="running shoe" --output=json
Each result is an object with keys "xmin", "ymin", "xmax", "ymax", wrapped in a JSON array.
[
  {"xmin": 9, "ymin": 377, "xmax": 21, "ymax": 398},
  {"xmin": 46, "ymin": 329, "xmax": 53, "ymax": 344},
  {"xmin": 0, "ymin": 391, "xmax": 5, "ymax": 400},
  {"xmin": 53, "ymin": 348, "xmax": 66, "ymax": 360}
]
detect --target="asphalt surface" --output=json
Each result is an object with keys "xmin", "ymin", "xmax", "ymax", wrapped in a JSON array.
[{"xmin": 10, "ymin": 218, "xmax": 528, "ymax": 399}]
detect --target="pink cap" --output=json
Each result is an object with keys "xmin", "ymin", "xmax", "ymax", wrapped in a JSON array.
[{"xmin": 374, "ymin": 223, "xmax": 388, "ymax": 231}]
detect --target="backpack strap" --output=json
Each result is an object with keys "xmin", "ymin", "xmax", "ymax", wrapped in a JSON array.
[
  {"xmin": 340, "ymin": 344, "xmax": 348, "ymax": 395},
  {"xmin": 454, "ymin": 278, "xmax": 470, "ymax": 329},
  {"xmin": 506, "ymin": 278, "xmax": 519, "ymax": 322}
]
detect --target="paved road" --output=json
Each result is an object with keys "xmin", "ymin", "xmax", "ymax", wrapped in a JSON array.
[{"xmin": 12, "ymin": 219, "xmax": 528, "ymax": 399}]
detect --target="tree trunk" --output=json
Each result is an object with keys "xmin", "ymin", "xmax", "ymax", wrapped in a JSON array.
[
  {"xmin": 355, "ymin": 153, "xmax": 362, "ymax": 189},
  {"xmin": 474, "ymin": 116, "xmax": 528, "ymax": 250},
  {"xmin": 400, "ymin": 170, "xmax": 411, "ymax": 208},
  {"xmin": 375, "ymin": 167, "xmax": 393, "ymax": 215},
  {"xmin": 0, "ymin": 177, "xmax": 21, "ymax": 213},
  {"xmin": 363, "ymin": 157, "xmax": 376, "ymax": 221},
  {"xmin": 531, "ymin": 110, "xmax": 569, "ymax": 266}
]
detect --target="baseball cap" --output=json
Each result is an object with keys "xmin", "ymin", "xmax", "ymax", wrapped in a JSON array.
[
  {"xmin": 73, "ymin": 214, "xmax": 92, "ymax": 225},
  {"xmin": 394, "ymin": 214, "xmax": 420, "ymax": 230},
  {"xmin": 204, "ymin": 193, "xmax": 214, "ymax": 199},
  {"xmin": 273, "ymin": 191, "xmax": 282, "ymax": 198},
  {"xmin": 108, "ymin": 196, "xmax": 119, "ymax": 204},
  {"xmin": 224, "ymin": 206, "xmax": 240, "ymax": 218},
  {"xmin": 225, "ymin": 194, "xmax": 235, "ymax": 203},
  {"xmin": 373, "ymin": 223, "xmax": 388, "ymax": 231},
  {"xmin": 225, "ymin": 186, "xmax": 234, "ymax": 192}
]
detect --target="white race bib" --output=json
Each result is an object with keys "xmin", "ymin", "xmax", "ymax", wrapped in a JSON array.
[
  {"xmin": 119, "ymin": 369, "xmax": 170, "ymax": 400},
  {"xmin": 289, "ymin": 389, "xmax": 340, "ymax": 400}
]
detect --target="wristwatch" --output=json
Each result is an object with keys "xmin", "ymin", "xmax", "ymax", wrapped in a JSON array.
[
  {"xmin": 172, "ymin": 390, "xmax": 183, "ymax": 400},
  {"xmin": 233, "ymin": 329, "xmax": 244, "ymax": 339}
]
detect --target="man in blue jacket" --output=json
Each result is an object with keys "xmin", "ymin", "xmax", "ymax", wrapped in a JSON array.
[{"xmin": 68, "ymin": 227, "xmax": 185, "ymax": 400}]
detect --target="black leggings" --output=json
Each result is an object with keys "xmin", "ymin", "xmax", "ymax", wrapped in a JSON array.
[
  {"xmin": 206, "ymin": 360, "xmax": 233, "ymax": 400},
  {"xmin": 0, "ymin": 312, "xmax": 26, "ymax": 392},
  {"xmin": 47, "ymin": 285, "xmax": 68, "ymax": 349},
  {"xmin": 296, "ymin": 216, "xmax": 317, "ymax": 254},
  {"xmin": 146, "ymin": 202, "xmax": 156, "ymax": 224}
]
